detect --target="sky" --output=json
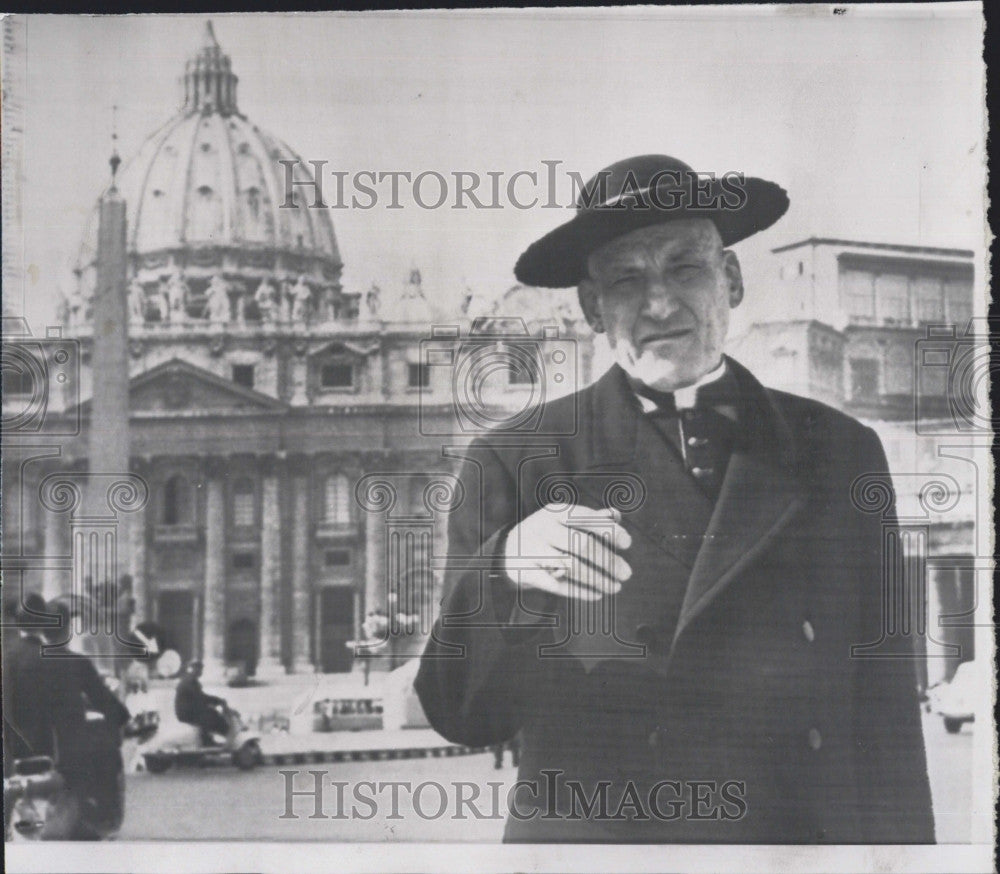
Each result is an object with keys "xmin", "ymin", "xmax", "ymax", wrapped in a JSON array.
[{"xmin": 5, "ymin": 5, "xmax": 986, "ymax": 333}]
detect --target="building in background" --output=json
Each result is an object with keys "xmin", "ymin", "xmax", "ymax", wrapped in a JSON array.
[
  {"xmin": 730, "ymin": 238, "xmax": 981, "ymax": 686},
  {"xmin": 2, "ymin": 24, "xmax": 982, "ymax": 685},
  {"xmin": 1, "ymin": 24, "xmax": 594, "ymax": 678}
]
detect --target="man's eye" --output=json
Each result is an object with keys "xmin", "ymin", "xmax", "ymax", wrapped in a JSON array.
[
  {"xmin": 611, "ymin": 275, "xmax": 639, "ymax": 288},
  {"xmin": 673, "ymin": 265, "xmax": 703, "ymax": 279}
]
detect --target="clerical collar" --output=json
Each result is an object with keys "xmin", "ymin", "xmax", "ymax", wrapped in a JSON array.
[{"xmin": 631, "ymin": 359, "xmax": 729, "ymax": 414}]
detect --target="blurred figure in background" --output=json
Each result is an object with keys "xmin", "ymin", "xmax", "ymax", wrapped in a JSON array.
[{"xmin": 174, "ymin": 660, "xmax": 232, "ymax": 744}]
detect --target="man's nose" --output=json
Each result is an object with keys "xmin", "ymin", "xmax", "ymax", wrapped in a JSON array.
[{"xmin": 641, "ymin": 278, "xmax": 681, "ymax": 319}]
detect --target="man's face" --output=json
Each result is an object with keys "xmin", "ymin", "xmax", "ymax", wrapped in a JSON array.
[{"xmin": 578, "ymin": 219, "xmax": 744, "ymax": 391}]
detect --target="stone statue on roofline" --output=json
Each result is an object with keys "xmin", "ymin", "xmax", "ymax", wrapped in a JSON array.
[
  {"xmin": 205, "ymin": 274, "xmax": 231, "ymax": 323},
  {"xmin": 365, "ymin": 284, "xmax": 381, "ymax": 319},
  {"xmin": 127, "ymin": 279, "xmax": 147, "ymax": 324},
  {"xmin": 278, "ymin": 277, "xmax": 294, "ymax": 322},
  {"xmin": 290, "ymin": 274, "xmax": 312, "ymax": 323},
  {"xmin": 165, "ymin": 270, "xmax": 189, "ymax": 322},
  {"xmin": 254, "ymin": 276, "xmax": 278, "ymax": 323}
]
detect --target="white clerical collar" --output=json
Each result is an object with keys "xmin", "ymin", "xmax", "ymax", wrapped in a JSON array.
[{"xmin": 633, "ymin": 359, "xmax": 728, "ymax": 413}]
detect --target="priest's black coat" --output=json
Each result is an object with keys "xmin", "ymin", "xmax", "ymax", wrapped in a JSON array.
[{"xmin": 415, "ymin": 358, "xmax": 935, "ymax": 843}]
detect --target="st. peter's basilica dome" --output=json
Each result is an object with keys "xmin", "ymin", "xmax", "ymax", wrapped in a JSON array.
[{"xmin": 72, "ymin": 22, "xmax": 349, "ymax": 326}]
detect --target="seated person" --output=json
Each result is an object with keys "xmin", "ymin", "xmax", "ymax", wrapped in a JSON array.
[{"xmin": 173, "ymin": 660, "xmax": 230, "ymax": 745}]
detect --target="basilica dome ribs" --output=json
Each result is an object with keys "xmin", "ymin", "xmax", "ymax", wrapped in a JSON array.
[{"xmin": 72, "ymin": 22, "xmax": 353, "ymax": 329}]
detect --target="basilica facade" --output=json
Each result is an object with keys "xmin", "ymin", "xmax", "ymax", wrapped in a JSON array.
[
  {"xmin": 2, "ymin": 23, "xmax": 982, "ymax": 685},
  {"xmin": 2, "ymin": 23, "xmax": 595, "ymax": 677}
]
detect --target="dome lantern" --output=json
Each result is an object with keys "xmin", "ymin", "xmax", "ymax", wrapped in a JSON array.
[
  {"xmin": 183, "ymin": 21, "xmax": 239, "ymax": 116},
  {"xmin": 72, "ymin": 20, "xmax": 346, "ymax": 330}
]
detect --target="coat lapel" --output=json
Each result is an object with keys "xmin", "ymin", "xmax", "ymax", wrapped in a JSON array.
[
  {"xmin": 552, "ymin": 366, "xmax": 715, "ymax": 675},
  {"xmin": 577, "ymin": 366, "xmax": 714, "ymax": 569},
  {"xmin": 670, "ymin": 359, "xmax": 809, "ymax": 650}
]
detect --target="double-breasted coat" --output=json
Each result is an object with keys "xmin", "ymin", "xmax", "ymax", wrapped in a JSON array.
[{"xmin": 415, "ymin": 358, "xmax": 934, "ymax": 843}]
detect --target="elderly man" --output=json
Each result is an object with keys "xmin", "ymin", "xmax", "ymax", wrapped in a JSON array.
[{"xmin": 415, "ymin": 155, "xmax": 934, "ymax": 843}]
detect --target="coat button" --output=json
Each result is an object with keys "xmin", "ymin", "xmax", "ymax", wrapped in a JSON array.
[
  {"xmin": 808, "ymin": 728, "xmax": 822, "ymax": 750},
  {"xmin": 802, "ymin": 620, "xmax": 815, "ymax": 643},
  {"xmin": 687, "ymin": 435, "xmax": 708, "ymax": 447},
  {"xmin": 690, "ymin": 466, "xmax": 714, "ymax": 478}
]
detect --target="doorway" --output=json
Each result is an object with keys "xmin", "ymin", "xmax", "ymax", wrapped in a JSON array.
[
  {"xmin": 226, "ymin": 618, "xmax": 259, "ymax": 676},
  {"xmin": 318, "ymin": 587, "xmax": 354, "ymax": 673},
  {"xmin": 156, "ymin": 590, "xmax": 195, "ymax": 665}
]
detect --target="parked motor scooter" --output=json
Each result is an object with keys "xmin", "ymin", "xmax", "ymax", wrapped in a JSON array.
[
  {"xmin": 4, "ymin": 705, "xmax": 148, "ymax": 841},
  {"xmin": 142, "ymin": 705, "xmax": 262, "ymax": 773},
  {"xmin": 4, "ymin": 756, "xmax": 64, "ymax": 840}
]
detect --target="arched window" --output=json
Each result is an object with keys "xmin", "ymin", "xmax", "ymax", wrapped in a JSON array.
[
  {"xmin": 163, "ymin": 474, "xmax": 191, "ymax": 525},
  {"xmin": 324, "ymin": 473, "xmax": 350, "ymax": 524},
  {"xmin": 245, "ymin": 186, "xmax": 260, "ymax": 220},
  {"xmin": 232, "ymin": 478, "xmax": 255, "ymax": 527}
]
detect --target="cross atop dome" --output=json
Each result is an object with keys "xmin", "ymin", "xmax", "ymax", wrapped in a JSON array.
[
  {"xmin": 183, "ymin": 20, "xmax": 239, "ymax": 116},
  {"xmin": 202, "ymin": 20, "xmax": 220, "ymax": 50}
]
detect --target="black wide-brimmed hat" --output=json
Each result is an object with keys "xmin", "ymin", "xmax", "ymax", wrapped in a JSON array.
[{"xmin": 514, "ymin": 154, "xmax": 789, "ymax": 288}]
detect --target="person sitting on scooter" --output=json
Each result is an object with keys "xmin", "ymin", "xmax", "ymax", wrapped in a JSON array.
[{"xmin": 174, "ymin": 660, "xmax": 230, "ymax": 745}]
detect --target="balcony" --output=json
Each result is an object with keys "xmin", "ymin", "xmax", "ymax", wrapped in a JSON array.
[
  {"xmin": 153, "ymin": 524, "xmax": 200, "ymax": 544},
  {"xmin": 314, "ymin": 520, "xmax": 358, "ymax": 541}
]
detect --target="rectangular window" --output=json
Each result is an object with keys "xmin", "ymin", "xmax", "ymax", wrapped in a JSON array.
[
  {"xmin": 324, "ymin": 475, "xmax": 351, "ymax": 524},
  {"xmin": 232, "ymin": 364, "xmax": 255, "ymax": 389},
  {"xmin": 875, "ymin": 274, "xmax": 910, "ymax": 325},
  {"xmin": 408, "ymin": 362, "xmax": 429, "ymax": 388},
  {"xmin": 945, "ymin": 278, "xmax": 973, "ymax": 328},
  {"xmin": 913, "ymin": 277, "xmax": 945, "ymax": 324},
  {"xmin": 232, "ymin": 552, "xmax": 255, "ymax": 570},
  {"xmin": 232, "ymin": 491, "xmax": 255, "ymax": 527},
  {"xmin": 849, "ymin": 359, "xmax": 880, "ymax": 402},
  {"xmin": 320, "ymin": 362, "xmax": 354, "ymax": 389},
  {"xmin": 324, "ymin": 549, "xmax": 351, "ymax": 567},
  {"xmin": 884, "ymin": 347, "xmax": 913, "ymax": 395},
  {"xmin": 840, "ymin": 268, "xmax": 875, "ymax": 321}
]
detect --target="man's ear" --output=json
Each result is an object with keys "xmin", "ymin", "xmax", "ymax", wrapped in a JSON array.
[
  {"xmin": 722, "ymin": 251, "xmax": 744, "ymax": 308},
  {"xmin": 577, "ymin": 279, "xmax": 605, "ymax": 333}
]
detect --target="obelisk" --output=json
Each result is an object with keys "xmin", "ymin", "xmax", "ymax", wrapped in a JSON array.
[{"xmin": 80, "ymin": 151, "xmax": 135, "ymax": 660}]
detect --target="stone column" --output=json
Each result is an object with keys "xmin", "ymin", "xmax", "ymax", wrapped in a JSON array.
[
  {"xmin": 289, "ymin": 343, "xmax": 309, "ymax": 405},
  {"xmin": 202, "ymin": 456, "xmax": 227, "ymax": 677},
  {"xmin": 289, "ymin": 457, "xmax": 313, "ymax": 672},
  {"xmin": 126, "ymin": 458, "xmax": 149, "ymax": 626},
  {"xmin": 42, "ymin": 493, "xmax": 68, "ymax": 601},
  {"xmin": 257, "ymin": 454, "xmax": 284, "ymax": 676}
]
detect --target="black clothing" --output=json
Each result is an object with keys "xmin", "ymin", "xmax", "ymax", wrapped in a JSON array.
[
  {"xmin": 51, "ymin": 654, "xmax": 130, "ymax": 786},
  {"xmin": 416, "ymin": 358, "xmax": 935, "ymax": 843},
  {"xmin": 174, "ymin": 674, "xmax": 227, "ymax": 742},
  {"xmin": 3, "ymin": 633, "xmax": 58, "ymax": 769}
]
